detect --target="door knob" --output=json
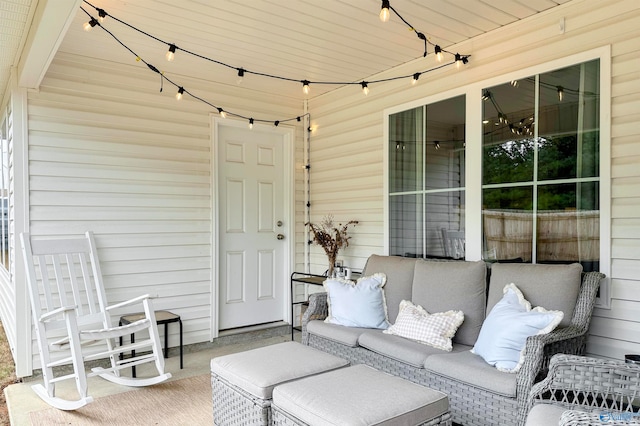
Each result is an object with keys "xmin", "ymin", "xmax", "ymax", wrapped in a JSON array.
[{"xmin": 277, "ymin": 234, "xmax": 285, "ymax": 240}]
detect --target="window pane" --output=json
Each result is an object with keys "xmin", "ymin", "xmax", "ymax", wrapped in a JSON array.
[
  {"xmin": 389, "ymin": 193, "xmax": 423, "ymax": 257},
  {"xmin": 537, "ymin": 182, "xmax": 599, "ymax": 271},
  {"xmin": 389, "ymin": 107, "xmax": 423, "ymax": 193},
  {"xmin": 482, "ymin": 78, "xmax": 536, "ymax": 185},
  {"xmin": 483, "ymin": 187, "xmax": 533, "ymax": 262},
  {"xmin": 538, "ymin": 60, "xmax": 600, "ymax": 180}
]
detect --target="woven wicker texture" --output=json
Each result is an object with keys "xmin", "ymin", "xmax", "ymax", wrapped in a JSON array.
[
  {"xmin": 211, "ymin": 372, "xmax": 270, "ymax": 426},
  {"xmin": 559, "ymin": 410, "xmax": 640, "ymax": 426},
  {"xmin": 271, "ymin": 403, "xmax": 453, "ymax": 426},
  {"xmin": 303, "ymin": 271, "xmax": 604, "ymax": 426},
  {"xmin": 528, "ymin": 354, "xmax": 640, "ymax": 425}
]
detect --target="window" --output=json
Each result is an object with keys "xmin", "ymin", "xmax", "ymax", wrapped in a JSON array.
[
  {"xmin": 482, "ymin": 60, "xmax": 600, "ymax": 271},
  {"xmin": 388, "ymin": 96, "xmax": 466, "ymax": 259},
  {"xmin": 386, "ymin": 51, "xmax": 609, "ymax": 306}
]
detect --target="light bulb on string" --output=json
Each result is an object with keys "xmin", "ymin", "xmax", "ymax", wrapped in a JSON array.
[
  {"xmin": 274, "ymin": 121, "xmax": 280, "ymax": 127},
  {"xmin": 412, "ymin": 73, "xmax": 420, "ymax": 86},
  {"xmin": 217, "ymin": 108, "xmax": 227, "ymax": 118},
  {"xmin": 166, "ymin": 44, "xmax": 176, "ymax": 62},
  {"xmin": 97, "ymin": 8, "xmax": 107, "ymax": 23},
  {"xmin": 302, "ymin": 80, "xmax": 310, "ymax": 95},
  {"xmin": 236, "ymin": 68, "xmax": 244, "ymax": 85},
  {"xmin": 557, "ymin": 86, "xmax": 564, "ymax": 101},
  {"xmin": 455, "ymin": 53, "xmax": 462, "ymax": 69},
  {"xmin": 249, "ymin": 118, "xmax": 254, "ymax": 129},
  {"xmin": 434, "ymin": 45, "xmax": 443, "ymax": 62},
  {"xmin": 176, "ymin": 87, "xmax": 184, "ymax": 100},
  {"xmin": 361, "ymin": 82, "xmax": 369, "ymax": 96},
  {"xmin": 83, "ymin": 18, "xmax": 98, "ymax": 32},
  {"xmin": 380, "ymin": 0, "xmax": 390, "ymax": 22}
]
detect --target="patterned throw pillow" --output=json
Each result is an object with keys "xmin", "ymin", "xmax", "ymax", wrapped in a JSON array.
[
  {"xmin": 471, "ymin": 283, "xmax": 564, "ymax": 373},
  {"xmin": 384, "ymin": 300, "xmax": 464, "ymax": 351},
  {"xmin": 323, "ymin": 273, "xmax": 389, "ymax": 329}
]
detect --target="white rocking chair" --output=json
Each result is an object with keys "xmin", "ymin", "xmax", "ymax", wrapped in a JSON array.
[{"xmin": 20, "ymin": 231, "xmax": 171, "ymax": 410}]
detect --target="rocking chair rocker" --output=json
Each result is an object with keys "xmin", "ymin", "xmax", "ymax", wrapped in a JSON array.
[{"xmin": 20, "ymin": 231, "xmax": 171, "ymax": 410}]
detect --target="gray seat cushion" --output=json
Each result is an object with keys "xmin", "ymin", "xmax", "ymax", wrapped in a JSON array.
[
  {"xmin": 424, "ymin": 350, "xmax": 517, "ymax": 397},
  {"xmin": 210, "ymin": 341, "xmax": 348, "ymax": 399},
  {"xmin": 525, "ymin": 403, "xmax": 567, "ymax": 425},
  {"xmin": 272, "ymin": 364, "xmax": 449, "ymax": 425},
  {"xmin": 487, "ymin": 263, "xmax": 582, "ymax": 327},
  {"xmin": 411, "ymin": 259, "xmax": 487, "ymax": 346},
  {"xmin": 363, "ymin": 255, "xmax": 417, "ymax": 322},
  {"xmin": 358, "ymin": 330, "xmax": 472, "ymax": 368},
  {"xmin": 306, "ymin": 320, "xmax": 370, "ymax": 347}
]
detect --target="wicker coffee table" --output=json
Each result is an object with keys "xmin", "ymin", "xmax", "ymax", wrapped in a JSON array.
[{"xmin": 210, "ymin": 341, "xmax": 349, "ymax": 425}]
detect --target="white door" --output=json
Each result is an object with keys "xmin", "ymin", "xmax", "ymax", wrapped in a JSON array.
[{"xmin": 216, "ymin": 121, "xmax": 290, "ymax": 330}]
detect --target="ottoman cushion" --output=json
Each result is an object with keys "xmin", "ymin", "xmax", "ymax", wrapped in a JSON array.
[
  {"xmin": 210, "ymin": 341, "xmax": 348, "ymax": 400},
  {"xmin": 273, "ymin": 364, "xmax": 449, "ymax": 425}
]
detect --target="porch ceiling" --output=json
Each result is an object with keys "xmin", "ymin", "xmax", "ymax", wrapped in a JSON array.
[{"xmin": 2, "ymin": 0, "xmax": 573, "ymax": 106}]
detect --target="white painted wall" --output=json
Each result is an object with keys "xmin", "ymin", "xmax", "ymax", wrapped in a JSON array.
[{"xmin": 307, "ymin": 0, "xmax": 640, "ymax": 360}]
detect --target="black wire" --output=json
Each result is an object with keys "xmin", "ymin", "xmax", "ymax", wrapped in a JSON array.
[{"xmin": 81, "ymin": 0, "xmax": 470, "ymax": 86}]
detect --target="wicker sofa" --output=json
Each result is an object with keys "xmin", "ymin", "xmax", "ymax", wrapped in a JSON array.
[
  {"xmin": 526, "ymin": 354, "xmax": 640, "ymax": 425},
  {"xmin": 301, "ymin": 255, "xmax": 604, "ymax": 426}
]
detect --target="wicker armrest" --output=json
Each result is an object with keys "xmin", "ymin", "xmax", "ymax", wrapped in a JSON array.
[
  {"xmin": 301, "ymin": 292, "xmax": 328, "ymax": 344},
  {"xmin": 528, "ymin": 354, "xmax": 640, "ymax": 418}
]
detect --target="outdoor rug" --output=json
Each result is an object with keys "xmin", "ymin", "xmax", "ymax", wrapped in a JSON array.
[{"xmin": 29, "ymin": 374, "xmax": 212, "ymax": 425}]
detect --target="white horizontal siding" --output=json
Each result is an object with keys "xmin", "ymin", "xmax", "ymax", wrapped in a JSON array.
[
  {"xmin": 24, "ymin": 52, "xmax": 303, "ymax": 371},
  {"xmin": 309, "ymin": 0, "xmax": 640, "ymax": 359}
]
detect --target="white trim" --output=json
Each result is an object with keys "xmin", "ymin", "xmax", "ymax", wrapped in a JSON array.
[{"xmin": 209, "ymin": 116, "xmax": 295, "ymax": 338}]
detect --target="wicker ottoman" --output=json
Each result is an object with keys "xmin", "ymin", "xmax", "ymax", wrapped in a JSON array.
[
  {"xmin": 210, "ymin": 341, "xmax": 349, "ymax": 425},
  {"xmin": 272, "ymin": 364, "xmax": 452, "ymax": 425}
]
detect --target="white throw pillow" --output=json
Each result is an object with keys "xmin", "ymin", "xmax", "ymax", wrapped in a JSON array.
[
  {"xmin": 323, "ymin": 273, "xmax": 389, "ymax": 329},
  {"xmin": 384, "ymin": 300, "xmax": 464, "ymax": 351},
  {"xmin": 472, "ymin": 283, "xmax": 564, "ymax": 373}
]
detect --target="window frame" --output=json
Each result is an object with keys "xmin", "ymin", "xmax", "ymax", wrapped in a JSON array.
[{"xmin": 384, "ymin": 46, "xmax": 611, "ymax": 308}]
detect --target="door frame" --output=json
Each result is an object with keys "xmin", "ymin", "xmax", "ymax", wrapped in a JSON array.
[{"xmin": 210, "ymin": 116, "xmax": 295, "ymax": 339}]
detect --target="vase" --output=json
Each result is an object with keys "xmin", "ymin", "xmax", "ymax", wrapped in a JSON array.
[{"xmin": 327, "ymin": 252, "xmax": 337, "ymax": 277}]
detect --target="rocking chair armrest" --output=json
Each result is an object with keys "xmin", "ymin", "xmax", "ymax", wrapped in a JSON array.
[
  {"xmin": 40, "ymin": 305, "xmax": 77, "ymax": 321},
  {"xmin": 105, "ymin": 294, "xmax": 153, "ymax": 311}
]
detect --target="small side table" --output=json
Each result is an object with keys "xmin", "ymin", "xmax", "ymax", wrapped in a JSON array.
[{"xmin": 119, "ymin": 310, "xmax": 183, "ymax": 377}]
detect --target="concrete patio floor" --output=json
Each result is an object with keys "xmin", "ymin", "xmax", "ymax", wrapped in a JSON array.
[{"xmin": 5, "ymin": 326, "xmax": 296, "ymax": 425}]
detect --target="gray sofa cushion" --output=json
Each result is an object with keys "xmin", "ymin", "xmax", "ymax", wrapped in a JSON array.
[
  {"xmin": 210, "ymin": 341, "xmax": 349, "ymax": 400},
  {"xmin": 272, "ymin": 364, "xmax": 450, "ymax": 426},
  {"xmin": 487, "ymin": 263, "xmax": 582, "ymax": 327},
  {"xmin": 306, "ymin": 320, "xmax": 369, "ymax": 347},
  {"xmin": 525, "ymin": 404, "xmax": 568, "ymax": 426},
  {"xmin": 424, "ymin": 350, "xmax": 517, "ymax": 397},
  {"xmin": 359, "ymin": 330, "xmax": 472, "ymax": 368},
  {"xmin": 363, "ymin": 254, "xmax": 417, "ymax": 322},
  {"xmin": 411, "ymin": 259, "xmax": 487, "ymax": 346}
]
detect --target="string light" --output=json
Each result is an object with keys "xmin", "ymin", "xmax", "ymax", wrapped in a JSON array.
[
  {"xmin": 249, "ymin": 118, "xmax": 254, "ymax": 129},
  {"xmin": 81, "ymin": 0, "xmax": 470, "ymax": 100},
  {"xmin": 557, "ymin": 86, "xmax": 564, "ymax": 101},
  {"xmin": 176, "ymin": 86, "xmax": 184, "ymax": 100},
  {"xmin": 302, "ymin": 80, "xmax": 310, "ymax": 95},
  {"xmin": 361, "ymin": 82, "xmax": 369, "ymax": 96},
  {"xmin": 435, "ymin": 45, "xmax": 443, "ymax": 62},
  {"xmin": 274, "ymin": 120, "xmax": 280, "ymax": 127},
  {"xmin": 83, "ymin": 17, "xmax": 98, "ymax": 31},
  {"xmin": 482, "ymin": 90, "xmax": 491, "ymax": 100},
  {"xmin": 96, "ymin": 8, "xmax": 107, "ymax": 22},
  {"xmin": 166, "ymin": 44, "xmax": 176, "ymax": 62},
  {"xmin": 412, "ymin": 73, "xmax": 420, "ymax": 85},
  {"xmin": 79, "ymin": 1, "xmax": 470, "ymax": 125},
  {"xmin": 379, "ymin": 0, "xmax": 390, "ymax": 22}
]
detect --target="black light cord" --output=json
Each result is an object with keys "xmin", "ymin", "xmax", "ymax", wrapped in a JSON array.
[{"xmin": 82, "ymin": 0, "xmax": 470, "ymax": 88}]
